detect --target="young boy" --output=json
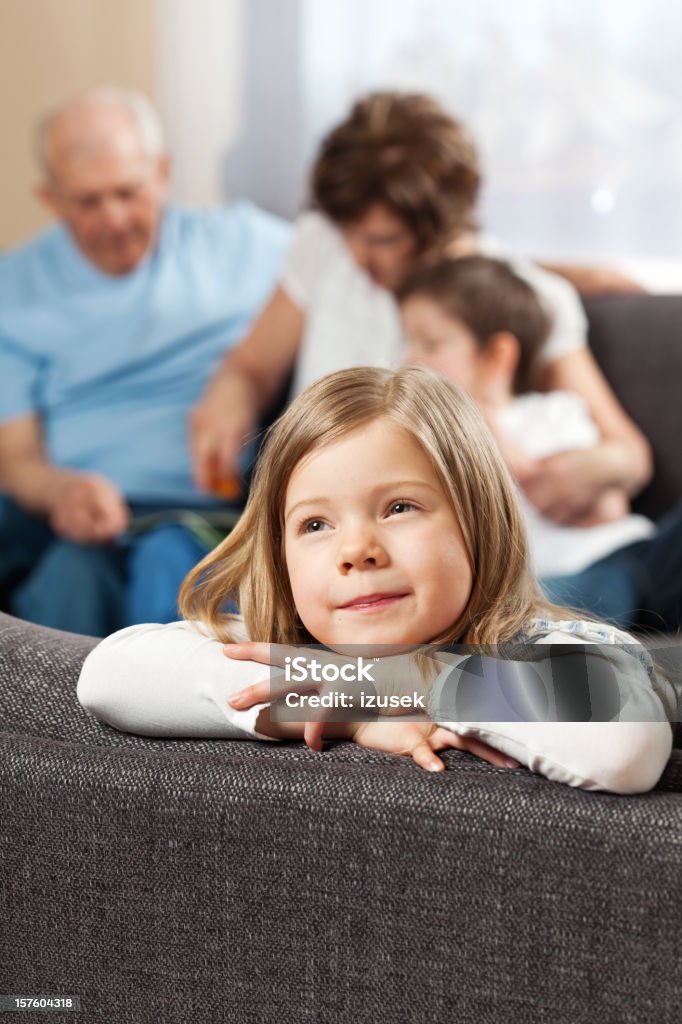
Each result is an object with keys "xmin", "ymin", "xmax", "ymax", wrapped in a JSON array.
[{"xmin": 398, "ymin": 256, "xmax": 681, "ymax": 630}]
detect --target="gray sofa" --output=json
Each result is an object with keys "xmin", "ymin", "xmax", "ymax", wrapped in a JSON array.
[{"xmin": 1, "ymin": 294, "xmax": 682, "ymax": 1023}]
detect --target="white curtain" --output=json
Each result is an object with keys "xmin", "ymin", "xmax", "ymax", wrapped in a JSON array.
[{"xmin": 226, "ymin": 0, "xmax": 682, "ymax": 288}]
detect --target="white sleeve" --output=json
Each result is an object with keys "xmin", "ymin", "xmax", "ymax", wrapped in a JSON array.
[
  {"xmin": 77, "ymin": 620, "xmax": 279, "ymax": 741},
  {"xmin": 280, "ymin": 211, "xmax": 339, "ymax": 310},
  {"xmin": 510, "ymin": 258, "xmax": 588, "ymax": 364},
  {"xmin": 429, "ymin": 633, "xmax": 673, "ymax": 794}
]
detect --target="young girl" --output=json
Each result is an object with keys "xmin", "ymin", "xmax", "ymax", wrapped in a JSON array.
[{"xmin": 78, "ymin": 366, "xmax": 674, "ymax": 792}]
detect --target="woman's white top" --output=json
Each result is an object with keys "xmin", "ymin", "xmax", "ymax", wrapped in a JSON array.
[
  {"xmin": 281, "ymin": 211, "xmax": 588, "ymax": 396},
  {"xmin": 77, "ymin": 616, "xmax": 675, "ymax": 795}
]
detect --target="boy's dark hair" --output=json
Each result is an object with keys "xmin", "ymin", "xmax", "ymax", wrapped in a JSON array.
[
  {"xmin": 398, "ymin": 256, "xmax": 553, "ymax": 394},
  {"xmin": 311, "ymin": 91, "xmax": 481, "ymax": 255}
]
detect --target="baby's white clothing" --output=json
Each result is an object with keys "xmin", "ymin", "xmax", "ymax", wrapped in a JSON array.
[
  {"xmin": 281, "ymin": 212, "xmax": 588, "ymax": 397},
  {"xmin": 496, "ymin": 391, "xmax": 656, "ymax": 576},
  {"xmin": 77, "ymin": 615, "xmax": 674, "ymax": 795}
]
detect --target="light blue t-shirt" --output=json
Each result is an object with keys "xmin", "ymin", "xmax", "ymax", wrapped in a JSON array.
[{"xmin": 0, "ymin": 201, "xmax": 291, "ymax": 504}]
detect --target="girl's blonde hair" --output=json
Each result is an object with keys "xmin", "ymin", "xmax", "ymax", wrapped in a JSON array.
[{"xmin": 179, "ymin": 366, "xmax": 556, "ymax": 645}]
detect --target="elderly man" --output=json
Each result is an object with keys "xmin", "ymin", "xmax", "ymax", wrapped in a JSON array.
[{"xmin": 0, "ymin": 87, "xmax": 290, "ymax": 635}]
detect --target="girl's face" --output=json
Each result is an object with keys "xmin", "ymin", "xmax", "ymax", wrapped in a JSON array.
[
  {"xmin": 283, "ymin": 417, "xmax": 473, "ymax": 647},
  {"xmin": 341, "ymin": 203, "xmax": 419, "ymax": 291},
  {"xmin": 401, "ymin": 294, "xmax": 484, "ymax": 396}
]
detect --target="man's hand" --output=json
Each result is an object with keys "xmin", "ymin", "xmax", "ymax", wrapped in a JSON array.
[{"xmin": 48, "ymin": 473, "xmax": 130, "ymax": 543}]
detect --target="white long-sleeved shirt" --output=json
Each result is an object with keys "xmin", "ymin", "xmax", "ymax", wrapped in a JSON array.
[{"xmin": 77, "ymin": 616, "xmax": 675, "ymax": 795}]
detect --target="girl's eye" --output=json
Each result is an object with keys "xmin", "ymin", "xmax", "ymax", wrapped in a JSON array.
[
  {"xmin": 388, "ymin": 501, "xmax": 417, "ymax": 516},
  {"xmin": 301, "ymin": 518, "xmax": 330, "ymax": 534}
]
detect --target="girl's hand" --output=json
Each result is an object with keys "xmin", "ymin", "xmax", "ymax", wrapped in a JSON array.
[
  {"xmin": 225, "ymin": 641, "xmax": 333, "ymax": 752},
  {"xmin": 351, "ymin": 719, "xmax": 519, "ymax": 772},
  {"xmin": 225, "ymin": 642, "xmax": 520, "ymax": 772},
  {"xmin": 225, "ymin": 641, "xmax": 439, "ymax": 752}
]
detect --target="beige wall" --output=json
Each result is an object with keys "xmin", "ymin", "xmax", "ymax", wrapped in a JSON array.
[
  {"xmin": 0, "ymin": 0, "xmax": 156, "ymax": 248},
  {"xmin": 156, "ymin": 0, "xmax": 244, "ymax": 206}
]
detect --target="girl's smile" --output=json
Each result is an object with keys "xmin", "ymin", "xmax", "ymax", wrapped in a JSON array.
[
  {"xmin": 283, "ymin": 417, "xmax": 473, "ymax": 647},
  {"xmin": 338, "ymin": 591, "xmax": 410, "ymax": 611}
]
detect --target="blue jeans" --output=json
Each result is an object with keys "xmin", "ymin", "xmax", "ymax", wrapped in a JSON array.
[
  {"xmin": 125, "ymin": 523, "xmax": 209, "ymax": 625},
  {"xmin": 0, "ymin": 498, "xmax": 210, "ymax": 637},
  {"xmin": 542, "ymin": 502, "xmax": 682, "ymax": 631}
]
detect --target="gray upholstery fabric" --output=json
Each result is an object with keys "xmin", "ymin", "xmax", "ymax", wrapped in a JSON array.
[
  {"xmin": 584, "ymin": 294, "xmax": 682, "ymax": 519},
  {"xmin": 2, "ymin": 611, "xmax": 682, "ymax": 1023}
]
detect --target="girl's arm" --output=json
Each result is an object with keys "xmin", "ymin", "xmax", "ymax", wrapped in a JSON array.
[
  {"xmin": 430, "ymin": 637, "xmax": 674, "ymax": 794},
  {"xmin": 433, "ymin": 721, "xmax": 671, "ymax": 794},
  {"xmin": 77, "ymin": 620, "xmax": 278, "ymax": 740},
  {"xmin": 77, "ymin": 624, "xmax": 502, "ymax": 772},
  {"xmin": 226, "ymin": 639, "xmax": 675, "ymax": 793},
  {"xmin": 76, "ymin": 625, "xmax": 513, "ymax": 773},
  {"xmin": 79, "ymin": 625, "xmax": 674, "ymax": 793}
]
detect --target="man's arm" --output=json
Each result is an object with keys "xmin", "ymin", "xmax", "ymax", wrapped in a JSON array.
[
  {"xmin": 0, "ymin": 414, "xmax": 129, "ymax": 542},
  {"xmin": 0, "ymin": 414, "xmax": 72, "ymax": 514}
]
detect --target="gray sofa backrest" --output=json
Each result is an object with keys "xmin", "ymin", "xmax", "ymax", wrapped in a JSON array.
[
  {"xmin": 584, "ymin": 294, "xmax": 682, "ymax": 519},
  {"xmin": 2, "ymin": 611, "xmax": 682, "ymax": 1023}
]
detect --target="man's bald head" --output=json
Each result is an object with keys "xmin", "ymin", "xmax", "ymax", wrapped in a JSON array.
[
  {"xmin": 36, "ymin": 87, "xmax": 170, "ymax": 276},
  {"xmin": 38, "ymin": 87, "xmax": 165, "ymax": 180}
]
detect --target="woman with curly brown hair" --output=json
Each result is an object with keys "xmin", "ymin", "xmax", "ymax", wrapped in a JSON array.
[{"xmin": 191, "ymin": 91, "xmax": 651, "ymax": 528}]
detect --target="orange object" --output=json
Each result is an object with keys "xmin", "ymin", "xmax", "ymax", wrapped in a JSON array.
[{"xmin": 210, "ymin": 474, "xmax": 241, "ymax": 500}]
